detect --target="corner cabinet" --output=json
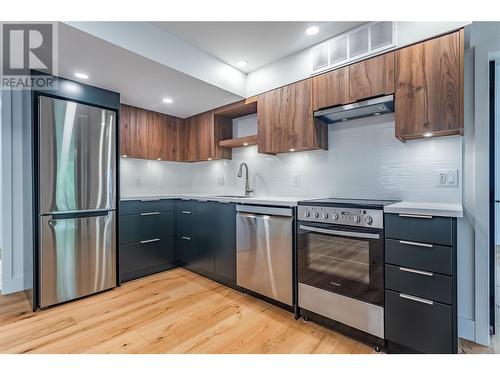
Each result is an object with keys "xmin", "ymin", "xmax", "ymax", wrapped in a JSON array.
[
  {"xmin": 258, "ymin": 79, "xmax": 328, "ymax": 154},
  {"xmin": 395, "ymin": 30, "xmax": 464, "ymax": 141}
]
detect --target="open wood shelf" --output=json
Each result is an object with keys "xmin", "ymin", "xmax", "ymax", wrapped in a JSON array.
[
  {"xmin": 213, "ymin": 99, "xmax": 257, "ymax": 119},
  {"xmin": 219, "ymin": 135, "xmax": 257, "ymax": 149}
]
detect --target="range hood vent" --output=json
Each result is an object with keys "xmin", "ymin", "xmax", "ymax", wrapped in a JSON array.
[{"xmin": 314, "ymin": 94, "xmax": 394, "ymax": 124}]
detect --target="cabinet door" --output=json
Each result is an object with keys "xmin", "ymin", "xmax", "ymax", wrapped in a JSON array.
[
  {"xmin": 194, "ymin": 201, "xmax": 215, "ymax": 274},
  {"xmin": 213, "ymin": 202, "xmax": 236, "ymax": 283},
  {"xmin": 395, "ymin": 31, "xmax": 462, "ymax": 141},
  {"xmin": 148, "ymin": 110, "xmax": 162, "ymax": 160},
  {"xmin": 120, "ymin": 105, "xmax": 149, "ymax": 159},
  {"xmin": 349, "ymin": 52, "xmax": 394, "ymax": 102},
  {"xmin": 257, "ymin": 88, "xmax": 284, "ymax": 154},
  {"xmin": 159, "ymin": 114, "xmax": 179, "ymax": 161},
  {"xmin": 312, "ymin": 66, "xmax": 349, "ymax": 110}
]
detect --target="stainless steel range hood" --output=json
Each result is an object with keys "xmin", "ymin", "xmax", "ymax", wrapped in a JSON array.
[{"xmin": 314, "ymin": 94, "xmax": 394, "ymax": 124}]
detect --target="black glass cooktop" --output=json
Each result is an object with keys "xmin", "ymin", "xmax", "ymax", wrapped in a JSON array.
[{"xmin": 298, "ymin": 198, "xmax": 399, "ymax": 209}]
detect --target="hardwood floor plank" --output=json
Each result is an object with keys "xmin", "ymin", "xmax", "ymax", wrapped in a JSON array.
[{"xmin": 0, "ymin": 268, "xmax": 376, "ymax": 354}]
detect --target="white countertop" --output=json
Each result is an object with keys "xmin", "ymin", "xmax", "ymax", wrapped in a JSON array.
[
  {"xmin": 120, "ymin": 194, "xmax": 316, "ymax": 207},
  {"xmin": 384, "ymin": 201, "xmax": 463, "ymax": 218}
]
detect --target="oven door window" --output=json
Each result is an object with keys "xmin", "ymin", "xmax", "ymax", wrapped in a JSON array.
[{"xmin": 308, "ymin": 233, "xmax": 370, "ymax": 285}]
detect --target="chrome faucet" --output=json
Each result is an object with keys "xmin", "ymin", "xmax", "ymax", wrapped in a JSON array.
[{"xmin": 237, "ymin": 162, "xmax": 254, "ymax": 196}]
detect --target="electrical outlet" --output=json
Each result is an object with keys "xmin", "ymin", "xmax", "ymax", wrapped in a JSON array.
[
  {"xmin": 217, "ymin": 176, "xmax": 224, "ymax": 186},
  {"xmin": 436, "ymin": 169, "xmax": 458, "ymax": 187},
  {"xmin": 292, "ymin": 174, "xmax": 301, "ymax": 187}
]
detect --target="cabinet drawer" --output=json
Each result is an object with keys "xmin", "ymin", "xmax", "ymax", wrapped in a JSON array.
[
  {"xmin": 385, "ymin": 213, "xmax": 454, "ymax": 246},
  {"xmin": 177, "ymin": 235, "xmax": 195, "ymax": 265},
  {"xmin": 385, "ymin": 238, "xmax": 453, "ymax": 275},
  {"xmin": 120, "ymin": 199, "xmax": 174, "ymax": 215},
  {"xmin": 119, "ymin": 211, "xmax": 174, "ymax": 244},
  {"xmin": 385, "ymin": 290, "xmax": 454, "ymax": 353},
  {"xmin": 120, "ymin": 236, "xmax": 175, "ymax": 282},
  {"xmin": 385, "ymin": 265, "xmax": 452, "ymax": 305}
]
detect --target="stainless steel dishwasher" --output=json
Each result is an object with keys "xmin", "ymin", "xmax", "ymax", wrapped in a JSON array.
[{"xmin": 236, "ymin": 205, "xmax": 293, "ymax": 306}]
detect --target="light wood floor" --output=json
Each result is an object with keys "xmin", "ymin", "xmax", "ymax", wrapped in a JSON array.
[{"xmin": 0, "ymin": 268, "xmax": 374, "ymax": 354}]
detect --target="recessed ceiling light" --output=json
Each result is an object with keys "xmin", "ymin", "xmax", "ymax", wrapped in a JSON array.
[
  {"xmin": 305, "ymin": 26, "xmax": 319, "ymax": 36},
  {"xmin": 163, "ymin": 98, "xmax": 173, "ymax": 104},
  {"xmin": 236, "ymin": 60, "xmax": 248, "ymax": 68},
  {"xmin": 74, "ymin": 72, "xmax": 88, "ymax": 80},
  {"xmin": 423, "ymin": 132, "xmax": 433, "ymax": 137}
]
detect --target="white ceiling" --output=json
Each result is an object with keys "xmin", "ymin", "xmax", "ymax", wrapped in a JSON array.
[
  {"xmin": 152, "ymin": 21, "xmax": 365, "ymax": 72},
  {"xmin": 58, "ymin": 23, "xmax": 242, "ymax": 118}
]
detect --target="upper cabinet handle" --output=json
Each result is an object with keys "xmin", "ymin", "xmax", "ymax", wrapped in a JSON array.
[{"xmin": 399, "ymin": 240, "xmax": 434, "ymax": 248}]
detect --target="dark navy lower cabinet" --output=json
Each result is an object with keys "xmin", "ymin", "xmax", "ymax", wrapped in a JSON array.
[
  {"xmin": 384, "ymin": 213, "xmax": 457, "ymax": 354},
  {"xmin": 119, "ymin": 199, "xmax": 178, "ymax": 282},
  {"xmin": 175, "ymin": 200, "xmax": 237, "ymax": 288}
]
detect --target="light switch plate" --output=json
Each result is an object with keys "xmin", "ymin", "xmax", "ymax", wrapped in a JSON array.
[{"xmin": 436, "ymin": 169, "xmax": 458, "ymax": 187}]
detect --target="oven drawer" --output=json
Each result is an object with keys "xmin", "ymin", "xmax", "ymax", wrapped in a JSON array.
[
  {"xmin": 385, "ymin": 265, "xmax": 453, "ymax": 305},
  {"xmin": 384, "ymin": 213, "xmax": 454, "ymax": 246},
  {"xmin": 385, "ymin": 239, "xmax": 453, "ymax": 275},
  {"xmin": 385, "ymin": 290, "xmax": 454, "ymax": 354}
]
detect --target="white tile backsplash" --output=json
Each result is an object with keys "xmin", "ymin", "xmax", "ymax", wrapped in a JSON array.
[{"xmin": 121, "ymin": 113, "xmax": 462, "ymax": 204}]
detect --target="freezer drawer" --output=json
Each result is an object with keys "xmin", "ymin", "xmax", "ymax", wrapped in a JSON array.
[
  {"xmin": 40, "ymin": 211, "xmax": 116, "ymax": 308},
  {"xmin": 236, "ymin": 210, "xmax": 293, "ymax": 305},
  {"xmin": 39, "ymin": 96, "xmax": 116, "ymax": 214}
]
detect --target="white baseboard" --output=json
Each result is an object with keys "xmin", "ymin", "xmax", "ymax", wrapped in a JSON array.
[{"xmin": 459, "ymin": 317, "xmax": 476, "ymax": 342}]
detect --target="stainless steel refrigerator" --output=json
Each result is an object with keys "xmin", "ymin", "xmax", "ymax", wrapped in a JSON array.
[{"xmin": 38, "ymin": 95, "xmax": 117, "ymax": 308}]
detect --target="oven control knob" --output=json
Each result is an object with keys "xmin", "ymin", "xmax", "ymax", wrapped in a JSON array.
[
  {"xmin": 353, "ymin": 215, "xmax": 361, "ymax": 223},
  {"xmin": 313, "ymin": 212, "xmax": 320, "ymax": 218},
  {"xmin": 304, "ymin": 211, "xmax": 310, "ymax": 218},
  {"xmin": 332, "ymin": 213, "xmax": 339, "ymax": 220},
  {"xmin": 322, "ymin": 213, "xmax": 329, "ymax": 219},
  {"xmin": 366, "ymin": 216, "xmax": 373, "ymax": 225}
]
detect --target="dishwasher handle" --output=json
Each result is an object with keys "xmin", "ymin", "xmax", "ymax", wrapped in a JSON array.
[{"xmin": 236, "ymin": 205, "xmax": 293, "ymax": 217}]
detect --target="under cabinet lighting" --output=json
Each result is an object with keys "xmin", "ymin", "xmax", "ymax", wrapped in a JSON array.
[
  {"xmin": 243, "ymin": 142, "xmax": 249, "ymax": 146},
  {"xmin": 289, "ymin": 148, "xmax": 295, "ymax": 152},
  {"xmin": 157, "ymin": 158, "xmax": 161, "ymax": 161},
  {"xmin": 208, "ymin": 158, "xmax": 212, "ymax": 161},
  {"xmin": 306, "ymin": 26, "xmax": 319, "ymax": 36},
  {"xmin": 423, "ymin": 132, "xmax": 433, "ymax": 138},
  {"xmin": 122, "ymin": 155, "xmax": 128, "ymax": 158},
  {"xmin": 74, "ymin": 72, "xmax": 88, "ymax": 79}
]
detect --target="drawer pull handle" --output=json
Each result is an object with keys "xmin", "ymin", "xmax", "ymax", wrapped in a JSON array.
[
  {"xmin": 140, "ymin": 212, "xmax": 160, "ymax": 216},
  {"xmin": 399, "ymin": 267, "xmax": 434, "ymax": 277},
  {"xmin": 140, "ymin": 199, "xmax": 160, "ymax": 202},
  {"xmin": 398, "ymin": 214, "xmax": 433, "ymax": 219},
  {"xmin": 181, "ymin": 236, "xmax": 191, "ymax": 241},
  {"xmin": 399, "ymin": 293, "xmax": 434, "ymax": 305},
  {"xmin": 399, "ymin": 240, "xmax": 433, "ymax": 248},
  {"xmin": 140, "ymin": 238, "xmax": 160, "ymax": 244},
  {"xmin": 181, "ymin": 211, "xmax": 191, "ymax": 215}
]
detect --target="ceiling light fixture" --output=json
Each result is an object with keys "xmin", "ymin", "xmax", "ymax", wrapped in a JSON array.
[
  {"xmin": 305, "ymin": 26, "xmax": 319, "ymax": 36},
  {"xmin": 74, "ymin": 72, "xmax": 88, "ymax": 80},
  {"xmin": 163, "ymin": 97, "xmax": 173, "ymax": 104},
  {"xmin": 423, "ymin": 132, "xmax": 433, "ymax": 138},
  {"xmin": 236, "ymin": 60, "xmax": 248, "ymax": 68}
]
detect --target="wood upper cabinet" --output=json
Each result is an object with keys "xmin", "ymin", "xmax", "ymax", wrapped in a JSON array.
[
  {"xmin": 349, "ymin": 52, "xmax": 395, "ymax": 102},
  {"xmin": 183, "ymin": 111, "xmax": 232, "ymax": 162},
  {"xmin": 312, "ymin": 66, "xmax": 349, "ymax": 111},
  {"xmin": 120, "ymin": 104, "xmax": 183, "ymax": 161},
  {"xmin": 258, "ymin": 79, "xmax": 327, "ymax": 154},
  {"xmin": 395, "ymin": 30, "xmax": 463, "ymax": 141}
]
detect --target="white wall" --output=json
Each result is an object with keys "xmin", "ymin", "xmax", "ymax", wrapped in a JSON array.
[
  {"xmin": 122, "ymin": 114, "xmax": 462, "ymax": 204},
  {"xmin": 246, "ymin": 22, "xmax": 469, "ymax": 97}
]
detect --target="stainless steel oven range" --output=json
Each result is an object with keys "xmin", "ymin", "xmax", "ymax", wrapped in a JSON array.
[{"xmin": 297, "ymin": 198, "xmax": 397, "ymax": 350}]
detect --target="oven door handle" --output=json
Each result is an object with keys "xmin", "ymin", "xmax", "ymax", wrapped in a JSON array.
[{"xmin": 299, "ymin": 225, "xmax": 380, "ymax": 239}]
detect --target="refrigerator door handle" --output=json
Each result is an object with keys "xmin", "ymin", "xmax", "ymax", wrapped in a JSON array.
[{"xmin": 50, "ymin": 209, "xmax": 113, "ymax": 220}]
